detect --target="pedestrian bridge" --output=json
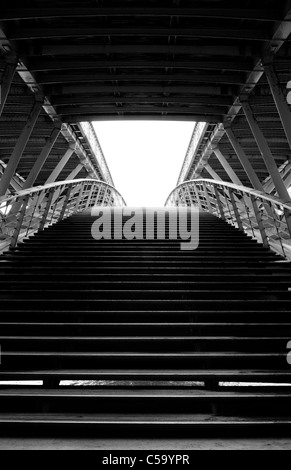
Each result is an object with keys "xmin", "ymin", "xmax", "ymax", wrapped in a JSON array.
[{"xmin": 1, "ymin": 0, "xmax": 291, "ymax": 441}]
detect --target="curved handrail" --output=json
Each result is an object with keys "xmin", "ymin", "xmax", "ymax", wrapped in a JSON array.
[
  {"xmin": 165, "ymin": 178, "xmax": 291, "ymax": 260},
  {"xmin": 0, "ymin": 178, "xmax": 126, "ymax": 206},
  {"xmin": 166, "ymin": 178, "xmax": 291, "ymax": 209},
  {"xmin": 0, "ymin": 178, "xmax": 126, "ymax": 252}
]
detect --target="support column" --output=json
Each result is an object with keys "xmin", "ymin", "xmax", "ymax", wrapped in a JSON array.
[
  {"xmin": 0, "ymin": 96, "xmax": 44, "ymax": 198},
  {"xmin": 205, "ymin": 164, "xmax": 222, "ymax": 181},
  {"xmin": 264, "ymin": 62, "xmax": 291, "ymax": 152},
  {"xmin": 45, "ymin": 146, "xmax": 75, "ymax": 185},
  {"xmin": 224, "ymin": 126, "xmax": 265, "ymax": 191},
  {"xmin": 241, "ymin": 99, "xmax": 291, "ymax": 203},
  {"xmin": 0, "ymin": 56, "xmax": 18, "ymax": 118},
  {"xmin": 66, "ymin": 163, "xmax": 84, "ymax": 181},
  {"xmin": 211, "ymin": 145, "xmax": 242, "ymax": 185},
  {"xmin": 22, "ymin": 123, "xmax": 62, "ymax": 190}
]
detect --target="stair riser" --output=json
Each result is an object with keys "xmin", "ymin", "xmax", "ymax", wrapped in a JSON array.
[
  {"xmin": 0, "ymin": 325, "xmax": 289, "ymax": 336},
  {"xmin": 0, "ymin": 282, "xmax": 289, "ymax": 291},
  {"xmin": 0, "ymin": 312, "xmax": 289, "ymax": 322},
  {"xmin": 0, "ymin": 355, "xmax": 288, "ymax": 370},
  {"xmin": 0, "ymin": 397, "xmax": 288, "ymax": 416},
  {"xmin": 1, "ymin": 291, "xmax": 290, "ymax": 301},
  {"xmin": 0, "ymin": 300, "xmax": 290, "ymax": 310},
  {"xmin": 0, "ymin": 338, "xmax": 289, "ymax": 353}
]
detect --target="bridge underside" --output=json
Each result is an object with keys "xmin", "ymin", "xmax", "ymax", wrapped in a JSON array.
[{"xmin": 1, "ymin": 0, "xmax": 291, "ymax": 191}]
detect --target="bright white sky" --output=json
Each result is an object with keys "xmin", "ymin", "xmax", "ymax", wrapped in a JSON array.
[{"xmin": 93, "ymin": 121, "xmax": 195, "ymax": 206}]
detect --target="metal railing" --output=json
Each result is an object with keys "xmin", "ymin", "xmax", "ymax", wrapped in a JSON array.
[
  {"xmin": 0, "ymin": 179, "xmax": 126, "ymax": 253},
  {"xmin": 165, "ymin": 179, "xmax": 291, "ymax": 260}
]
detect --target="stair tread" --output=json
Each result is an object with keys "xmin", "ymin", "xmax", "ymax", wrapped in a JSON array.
[
  {"xmin": 0, "ymin": 413, "xmax": 290, "ymax": 424},
  {"xmin": 0, "ymin": 369, "xmax": 289, "ymax": 377},
  {"xmin": 0, "ymin": 323, "xmax": 288, "ymax": 327},
  {"xmin": 1, "ymin": 389, "xmax": 290, "ymax": 398},
  {"xmin": 0, "ymin": 336, "xmax": 289, "ymax": 340},
  {"xmin": 2, "ymin": 352, "xmax": 285, "ymax": 357},
  {"xmin": 1, "ymin": 209, "xmax": 290, "ymax": 433}
]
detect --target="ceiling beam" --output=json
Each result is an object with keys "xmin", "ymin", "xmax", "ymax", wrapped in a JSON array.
[
  {"xmin": 50, "ymin": 85, "xmax": 234, "ymax": 96},
  {"xmin": 10, "ymin": 27, "xmax": 270, "ymax": 42},
  {"xmin": 56, "ymin": 105, "xmax": 224, "ymax": 116},
  {"xmin": 64, "ymin": 114, "xmax": 220, "ymax": 124},
  {"xmin": 37, "ymin": 72, "xmax": 244, "ymax": 86},
  {"xmin": 34, "ymin": 44, "xmax": 257, "ymax": 57},
  {"xmin": 27, "ymin": 59, "xmax": 254, "ymax": 73},
  {"xmin": 0, "ymin": 7, "xmax": 281, "ymax": 21},
  {"xmin": 50, "ymin": 95, "xmax": 232, "ymax": 107}
]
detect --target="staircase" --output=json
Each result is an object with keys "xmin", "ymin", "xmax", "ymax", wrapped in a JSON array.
[{"xmin": 0, "ymin": 210, "xmax": 291, "ymax": 437}]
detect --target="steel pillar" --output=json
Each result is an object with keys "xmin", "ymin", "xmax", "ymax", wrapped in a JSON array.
[
  {"xmin": 241, "ymin": 99, "xmax": 291, "ymax": 203},
  {"xmin": 0, "ymin": 97, "xmax": 44, "ymax": 198},
  {"xmin": 211, "ymin": 145, "xmax": 242, "ymax": 185},
  {"xmin": 45, "ymin": 146, "xmax": 75, "ymax": 185},
  {"xmin": 224, "ymin": 126, "xmax": 264, "ymax": 191},
  {"xmin": 205, "ymin": 164, "xmax": 222, "ymax": 181},
  {"xmin": 0, "ymin": 56, "xmax": 17, "ymax": 118},
  {"xmin": 22, "ymin": 124, "xmax": 62, "ymax": 190},
  {"xmin": 264, "ymin": 62, "xmax": 291, "ymax": 152}
]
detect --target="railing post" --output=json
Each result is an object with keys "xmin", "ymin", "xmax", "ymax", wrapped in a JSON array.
[
  {"xmin": 229, "ymin": 189, "xmax": 244, "ymax": 231},
  {"xmin": 250, "ymin": 195, "xmax": 270, "ymax": 249},
  {"xmin": 85, "ymin": 183, "xmax": 96, "ymax": 209},
  {"xmin": 10, "ymin": 195, "xmax": 29, "ymax": 249},
  {"xmin": 181, "ymin": 185, "xmax": 189, "ymax": 206},
  {"xmin": 192, "ymin": 183, "xmax": 203, "ymax": 209},
  {"xmin": 38, "ymin": 189, "xmax": 55, "ymax": 232},
  {"xmin": 92, "ymin": 182, "xmax": 103, "ymax": 207},
  {"xmin": 59, "ymin": 184, "xmax": 73, "ymax": 222},
  {"xmin": 74, "ymin": 182, "xmax": 86, "ymax": 212},
  {"xmin": 202, "ymin": 182, "xmax": 213, "ymax": 213},
  {"xmin": 100, "ymin": 185, "xmax": 109, "ymax": 206},
  {"xmin": 213, "ymin": 185, "xmax": 226, "ymax": 220}
]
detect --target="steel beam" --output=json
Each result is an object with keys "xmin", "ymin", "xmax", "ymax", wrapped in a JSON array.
[
  {"xmin": 39, "ymin": 72, "xmax": 243, "ymax": 86},
  {"xmin": 28, "ymin": 58, "xmax": 254, "ymax": 73},
  {"xmin": 264, "ymin": 62, "xmax": 291, "ymax": 152},
  {"xmin": 37, "ymin": 44, "xmax": 256, "ymax": 57},
  {"xmin": 204, "ymin": 164, "xmax": 222, "ymax": 181},
  {"xmin": 52, "ymin": 95, "xmax": 232, "ymax": 107},
  {"xmin": 0, "ymin": 56, "xmax": 18, "ymax": 117},
  {"xmin": 66, "ymin": 164, "xmax": 85, "ymax": 181},
  {"xmin": 54, "ymin": 84, "xmax": 231, "ymax": 96},
  {"xmin": 65, "ymin": 114, "xmax": 218, "ymax": 124},
  {"xmin": 45, "ymin": 146, "xmax": 75, "ymax": 185},
  {"xmin": 241, "ymin": 99, "xmax": 291, "ymax": 202},
  {"xmin": 56, "ymin": 105, "xmax": 224, "ymax": 116},
  {"xmin": 0, "ymin": 7, "xmax": 280, "ymax": 21},
  {"xmin": 0, "ymin": 97, "xmax": 44, "ymax": 198},
  {"xmin": 22, "ymin": 123, "xmax": 62, "ymax": 190},
  {"xmin": 224, "ymin": 126, "xmax": 265, "ymax": 191},
  {"xmin": 10, "ymin": 27, "xmax": 269, "ymax": 42},
  {"xmin": 211, "ymin": 145, "xmax": 242, "ymax": 185}
]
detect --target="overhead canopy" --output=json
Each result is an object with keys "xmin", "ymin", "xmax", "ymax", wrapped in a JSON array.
[{"xmin": 1, "ymin": 0, "xmax": 291, "ymax": 187}]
